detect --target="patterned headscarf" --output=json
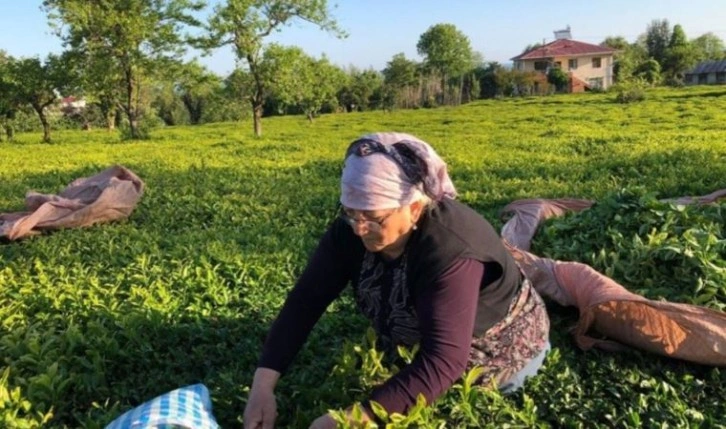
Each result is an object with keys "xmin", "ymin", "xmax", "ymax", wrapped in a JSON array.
[{"xmin": 340, "ymin": 132, "xmax": 457, "ymax": 210}]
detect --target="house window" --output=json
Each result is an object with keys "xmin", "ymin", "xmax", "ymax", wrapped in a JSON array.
[
  {"xmin": 568, "ymin": 59, "xmax": 578, "ymax": 70},
  {"xmin": 717, "ymin": 72, "xmax": 726, "ymax": 83},
  {"xmin": 592, "ymin": 57, "xmax": 602, "ymax": 68},
  {"xmin": 534, "ymin": 61, "xmax": 548, "ymax": 71},
  {"xmin": 699, "ymin": 74, "xmax": 708, "ymax": 84},
  {"xmin": 587, "ymin": 77, "xmax": 604, "ymax": 89}
]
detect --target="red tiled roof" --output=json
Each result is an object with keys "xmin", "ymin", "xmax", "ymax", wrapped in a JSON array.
[{"xmin": 511, "ymin": 39, "xmax": 615, "ymax": 61}]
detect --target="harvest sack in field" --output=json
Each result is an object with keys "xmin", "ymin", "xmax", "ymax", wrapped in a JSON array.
[
  {"xmin": 501, "ymin": 192, "xmax": 726, "ymax": 366},
  {"xmin": 105, "ymin": 384, "xmax": 220, "ymax": 429},
  {"xmin": 499, "ymin": 198, "xmax": 594, "ymax": 251},
  {"xmin": 0, "ymin": 165, "xmax": 144, "ymax": 240},
  {"xmin": 506, "ymin": 244, "xmax": 726, "ymax": 366}
]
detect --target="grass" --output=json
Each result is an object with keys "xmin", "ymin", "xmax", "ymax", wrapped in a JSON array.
[{"xmin": 1, "ymin": 85, "xmax": 725, "ymax": 428}]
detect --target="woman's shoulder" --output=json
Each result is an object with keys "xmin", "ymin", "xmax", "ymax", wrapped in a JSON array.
[{"xmin": 430, "ymin": 199, "xmax": 494, "ymax": 233}]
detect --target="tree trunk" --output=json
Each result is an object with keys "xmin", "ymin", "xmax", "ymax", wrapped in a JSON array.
[
  {"xmin": 253, "ymin": 101, "xmax": 262, "ymax": 137},
  {"xmin": 34, "ymin": 105, "xmax": 51, "ymax": 143},
  {"xmin": 248, "ymin": 54, "xmax": 265, "ymax": 137},
  {"xmin": 123, "ymin": 63, "xmax": 140, "ymax": 139},
  {"xmin": 106, "ymin": 110, "xmax": 116, "ymax": 131},
  {"xmin": 128, "ymin": 110, "xmax": 140, "ymax": 138},
  {"xmin": 307, "ymin": 111, "xmax": 314, "ymax": 123},
  {"xmin": 6, "ymin": 123, "xmax": 14, "ymax": 141}
]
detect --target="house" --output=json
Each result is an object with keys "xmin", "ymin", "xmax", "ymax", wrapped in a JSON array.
[
  {"xmin": 60, "ymin": 96, "xmax": 87, "ymax": 115},
  {"xmin": 684, "ymin": 60, "xmax": 726, "ymax": 85},
  {"xmin": 511, "ymin": 33, "xmax": 616, "ymax": 92}
]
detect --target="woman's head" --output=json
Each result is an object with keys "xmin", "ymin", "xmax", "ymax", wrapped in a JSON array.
[{"xmin": 339, "ymin": 132, "xmax": 455, "ymax": 255}]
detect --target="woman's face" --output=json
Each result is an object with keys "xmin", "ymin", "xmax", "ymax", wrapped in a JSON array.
[{"xmin": 341, "ymin": 201, "xmax": 423, "ymax": 255}]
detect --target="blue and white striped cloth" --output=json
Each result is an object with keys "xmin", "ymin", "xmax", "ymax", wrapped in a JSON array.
[{"xmin": 105, "ymin": 384, "xmax": 220, "ymax": 429}]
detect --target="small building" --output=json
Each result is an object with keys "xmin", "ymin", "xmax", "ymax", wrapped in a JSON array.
[
  {"xmin": 684, "ymin": 60, "xmax": 726, "ymax": 85},
  {"xmin": 511, "ymin": 34, "xmax": 616, "ymax": 92}
]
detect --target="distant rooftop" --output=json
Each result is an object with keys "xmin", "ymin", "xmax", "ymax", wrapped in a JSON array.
[
  {"xmin": 511, "ymin": 39, "xmax": 615, "ymax": 61},
  {"xmin": 685, "ymin": 60, "xmax": 726, "ymax": 75}
]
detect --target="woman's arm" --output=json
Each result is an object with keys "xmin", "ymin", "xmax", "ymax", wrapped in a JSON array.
[
  {"xmin": 246, "ymin": 221, "xmax": 359, "ymax": 428},
  {"xmin": 366, "ymin": 258, "xmax": 483, "ymax": 414},
  {"xmin": 258, "ymin": 220, "xmax": 358, "ymax": 373}
]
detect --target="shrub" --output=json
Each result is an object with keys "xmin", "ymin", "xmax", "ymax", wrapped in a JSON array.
[{"xmin": 612, "ymin": 79, "xmax": 647, "ymax": 103}]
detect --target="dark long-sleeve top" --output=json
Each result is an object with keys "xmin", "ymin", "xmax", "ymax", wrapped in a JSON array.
[
  {"xmin": 259, "ymin": 238, "xmax": 484, "ymax": 414},
  {"xmin": 259, "ymin": 199, "xmax": 521, "ymax": 414}
]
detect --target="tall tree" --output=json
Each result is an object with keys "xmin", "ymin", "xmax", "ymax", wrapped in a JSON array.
[
  {"xmin": 382, "ymin": 53, "xmax": 419, "ymax": 109},
  {"xmin": 601, "ymin": 36, "xmax": 630, "ymax": 51},
  {"xmin": 644, "ymin": 19, "xmax": 671, "ymax": 66},
  {"xmin": 601, "ymin": 36, "xmax": 648, "ymax": 82},
  {"xmin": 8, "ymin": 54, "xmax": 73, "ymax": 143},
  {"xmin": 664, "ymin": 24, "xmax": 697, "ymax": 81},
  {"xmin": 382, "ymin": 53, "xmax": 418, "ymax": 89},
  {"xmin": 176, "ymin": 61, "xmax": 222, "ymax": 125},
  {"xmin": 263, "ymin": 45, "xmax": 343, "ymax": 121},
  {"xmin": 337, "ymin": 68, "xmax": 383, "ymax": 112},
  {"xmin": 0, "ymin": 51, "xmax": 18, "ymax": 141},
  {"xmin": 692, "ymin": 32, "xmax": 726, "ymax": 61},
  {"xmin": 202, "ymin": 0, "xmax": 344, "ymax": 137},
  {"xmin": 43, "ymin": 0, "xmax": 205, "ymax": 139},
  {"xmin": 416, "ymin": 23, "xmax": 474, "ymax": 104}
]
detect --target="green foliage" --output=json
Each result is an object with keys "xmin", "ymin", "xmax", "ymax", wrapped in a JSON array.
[
  {"xmin": 337, "ymin": 68, "xmax": 384, "ymax": 112},
  {"xmin": 382, "ymin": 54, "xmax": 419, "ymax": 90},
  {"xmin": 612, "ymin": 79, "xmax": 648, "ymax": 103},
  {"xmin": 43, "ymin": 0, "xmax": 206, "ymax": 139},
  {"xmin": 417, "ymin": 23, "xmax": 474, "ymax": 80},
  {"xmin": 262, "ymin": 45, "xmax": 344, "ymax": 121},
  {"xmin": 634, "ymin": 59, "xmax": 662, "ymax": 86},
  {"xmin": 202, "ymin": 0, "xmax": 344, "ymax": 136},
  {"xmin": 644, "ymin": 19, "xmax": 671, "ymax": 66},
  {"xmin": 546, "ymin": 67, "xmax": 569, "ymax": 92},
  {"xmin": 1, "ymin": 86, "xmax": 726, "ymax": 427},
  {"xmin": 533, "ymin": 188, "xmax": 726, "ymax": 310},
  {"xmin": 692, "ymin": 32, "xmax": 726, "ymax": 61}
]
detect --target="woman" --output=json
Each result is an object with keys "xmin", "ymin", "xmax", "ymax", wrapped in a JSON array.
[{"xmin": 243, "ymin": 132, "xmax": 550, "ymax": 429}]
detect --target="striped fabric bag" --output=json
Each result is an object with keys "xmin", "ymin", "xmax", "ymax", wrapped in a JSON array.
[{"xmin": 105, "ymin": 384, "xmax": 220, "ymax": 429}]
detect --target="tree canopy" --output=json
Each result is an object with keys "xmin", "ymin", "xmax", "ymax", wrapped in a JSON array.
[
  {"xmin": 43, "ymin": 0, "xmax": 205, "ymax": 139},
  {"xmin": 202, "ymin": 0, "xmax": 344, "ymax": 136}
]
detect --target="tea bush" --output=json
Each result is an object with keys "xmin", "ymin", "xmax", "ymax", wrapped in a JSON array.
[{"xmin": 1, "ymin": 86, "xmax": 725, "ymax": 428}]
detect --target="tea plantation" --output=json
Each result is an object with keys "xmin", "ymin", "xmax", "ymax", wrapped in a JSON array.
[{"xmin": 1, "ymin": 86, "xmax": 725, "ymax": 428}]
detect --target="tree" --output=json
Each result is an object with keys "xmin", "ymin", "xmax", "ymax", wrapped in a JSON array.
[
  {"xmin": 692, "ymin": 32, "xmax": 726, "ymax": 61},
  {"xmin": 416, "ymin": 23, "xmax": 474, "ymax": 103},
  {"xmin": 176, "ymin": 61, "xmax": 222, "ymax": 125},
  {"xmin": 478, "ymin": 62, "xmax": 504, "ymax": 98},
  {"xmin": 664, "ymin": 24, "xmax": 697, "ymax": 82},
  {"xmin": 44, "ymin": 0, "xmax": 205, "ymax": 139},
  {"xmin": 0, "ymin": 51, "xmax": 19, "ymax": 141},
  {"xmin": 644, "ymin": 19, "xmax": 671, "ymax": 66},
  {"xmin": 635, "ymin": 58, "xmax": 662, "ymax": 85},
  {"xmin": 601, "ymin": 36, "xmax": 630, "ymax": 51},
  {"xmin": 547, "ymin": 67, "xmax": 569, "ymax": 92},
  {"xmin": 381, "ymin": 53, "xmax": 419, "ymax": 109},
  {"xmin": 8, "ymin": 54, "xmax": 74, "ymax": 143},
  {"xmin": 261, "ymin": 45, "xmax": 343, "ymax": 121},
  {"xmin": 522, "ymin": 42, "xmax": 543, "ymax": 53},
  {"xmin": 70, "ymin": 48, "xmax": 124, "ymax": 131},
  {"xmin": 202, "ymin": 0, "xmax": 344, "ymax": 137},
  {"xmin": 382, "ymin": 53, "xmax": 418, "ymax": 89},
  {"xmin": 337, "ymin": 68, "xmax": 383, "ymax": 112}
]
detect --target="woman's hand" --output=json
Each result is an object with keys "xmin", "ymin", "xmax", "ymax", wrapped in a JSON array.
[
  {"xmin": 308, "ymin": 413, "xmax": 337, "ymax": 429},
  {"xmin": 309, "ymin": 406, "xmax": 373, "ymax": 429},
  {"xmin": 243, "ymin": 368, "xmax": 280, "ymax": 429}
]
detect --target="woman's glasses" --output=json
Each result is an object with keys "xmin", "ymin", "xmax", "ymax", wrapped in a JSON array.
[{"xmin": 339, "ymin": 207, "xmax": 397, "ymax": 232}]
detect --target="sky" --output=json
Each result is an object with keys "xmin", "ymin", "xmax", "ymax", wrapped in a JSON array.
[{"xmin": 1, "ymin": 0, "xmax": 725, "ymax": 77}]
